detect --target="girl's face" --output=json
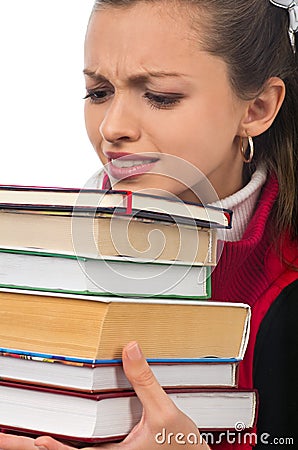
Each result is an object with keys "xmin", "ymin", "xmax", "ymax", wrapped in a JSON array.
[{"xmin": 84, "ymin": 2, "xmax": 248, "ymax": 201}]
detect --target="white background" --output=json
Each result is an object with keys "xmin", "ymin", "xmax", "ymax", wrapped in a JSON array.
[{"xmin": 0, "ymin": 1, "xmax": 102, "ymax": 188}]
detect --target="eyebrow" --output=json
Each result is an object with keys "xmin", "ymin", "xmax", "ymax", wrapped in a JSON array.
[{"xmin": 83, "ymin": 68, "xmax": 186, "ymax": 83}]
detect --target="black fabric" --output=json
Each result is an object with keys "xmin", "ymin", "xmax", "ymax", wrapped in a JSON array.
[{"xmin": 253, "ymin": 279, "xmax": 298, "ymax": 449}]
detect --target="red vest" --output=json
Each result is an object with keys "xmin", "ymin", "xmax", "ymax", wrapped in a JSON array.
[{"xmin": 210, "ymin": 176, "xmax": 298, "ymax": 449}]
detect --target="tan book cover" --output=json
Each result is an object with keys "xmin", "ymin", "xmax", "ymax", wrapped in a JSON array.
[
  {"xmin": 0, "ymin": 210, "xmax": 217, "ymax": 265},
  {"xmin": 0, "ymin": 291, "xmax": 250, "ymax": 361}
]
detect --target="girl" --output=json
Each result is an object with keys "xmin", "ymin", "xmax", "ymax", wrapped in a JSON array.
[{"xmin": 0, "ymin": 0, "xmax": 297, "ymax": 449}]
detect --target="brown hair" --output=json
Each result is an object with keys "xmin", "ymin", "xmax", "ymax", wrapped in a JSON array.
[{"xmin": 92, "ymin": 0, "xmax": 298, "ymax": 241}]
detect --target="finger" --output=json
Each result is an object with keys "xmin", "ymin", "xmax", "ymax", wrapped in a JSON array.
[
  {"xmin": 34, "ymin": 436, "xmax": 75, "ymax": 450},
  {"xmin": 122, "ymin": 341, "xmax": 176, "ymax": 417},
  {"xmin": 0, "ymin": 432, "xmax": 36, "ymax": 450}
]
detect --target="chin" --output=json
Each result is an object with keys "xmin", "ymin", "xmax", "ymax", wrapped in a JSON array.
[{"xmin": 110, "ymin": 177, "xmax": 190, "ymax": 202}]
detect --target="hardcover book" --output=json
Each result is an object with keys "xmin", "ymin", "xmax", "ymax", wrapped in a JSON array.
[
  {"xmin": 0, "ymin": 381, "xmax": 257, "ymax": 442},
  {"xmin": 0, "ymin": 291, "xmax": 250, "ymax": 361},
  {"xmin": 0, "ymin": 248, "xmax": 211, "ymax": 299},
  {"xmin": 0, "ymin": 351, "xmax": 240, "ymax": 391},
  {"xmin": 0, "ymin": 185, "xmax": 232, "ymax": 228},
  {"xmin": 0, "ymin": 210, "xmax": 218, "ymax": 265}
]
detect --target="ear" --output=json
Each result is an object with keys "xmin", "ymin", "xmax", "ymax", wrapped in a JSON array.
[{"xmin": 238, "ymin": 77, "xmax": 286, "ymax": 137}]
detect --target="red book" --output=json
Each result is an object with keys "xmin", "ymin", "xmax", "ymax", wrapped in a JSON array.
[{"xmin": 0, "ymin": 380, "xmax": 257, "ymax": 444}]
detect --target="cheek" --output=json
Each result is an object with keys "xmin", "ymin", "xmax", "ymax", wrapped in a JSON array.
[
  {"xmin": 84, "ymin": 105, "xmax": 95, "ymax": 142},
  {"xmin": 179, "ymin": 101, "xmax": 240, "ymax": 164},
  {"xmin": 153, "ymin": 110, "xmax": 236, "ymax": 177},
  {"xmin": 147, "ymin": 112, "xmax": 211, "ymax": 162},
  {"xmin": 84, "ymin": 105, "xmax": 103, "ymax": 149},
  {"xmin": 84, "ymin": 106, "xmax": 108, "ymax": 165}
]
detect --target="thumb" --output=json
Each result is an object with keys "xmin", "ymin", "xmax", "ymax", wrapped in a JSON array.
[{"xmin": 122, "ymin": 341, "xmax": 175, "ymax": 417}]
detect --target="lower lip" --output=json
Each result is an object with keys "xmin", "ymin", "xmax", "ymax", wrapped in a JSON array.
[{"xmin": 107, "ymin": 159, "xmax": 158, "ymax": 180}]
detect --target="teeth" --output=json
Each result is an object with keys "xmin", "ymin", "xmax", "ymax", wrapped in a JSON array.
[{"xmin": 111, "ymin": 159, "xmax": 156, "ymax": 168}]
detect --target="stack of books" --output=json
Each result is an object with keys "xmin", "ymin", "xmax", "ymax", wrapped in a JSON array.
[
  {"xmin": 0, "ymin": 185, "xmax": 232, "ymax": 299},
  {"xmin": 0, "ymin": 185, "xmax": 257, "ymax": 444}
]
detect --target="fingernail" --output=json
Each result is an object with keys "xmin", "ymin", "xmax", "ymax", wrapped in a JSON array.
[
  {"xmin": 35, "ymin": 446, "xmax": 48, "ymax": 450},
  {"xmin": 125, "ymin": 341, "xmax": 143, "ymax": 360}
]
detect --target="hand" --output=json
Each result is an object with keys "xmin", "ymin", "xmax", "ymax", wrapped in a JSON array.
[{"xmin": 0, "ymin": 341, "xmax": 210, "ymax": 450}]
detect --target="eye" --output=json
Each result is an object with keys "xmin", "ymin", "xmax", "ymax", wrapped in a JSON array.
[
  {"xmin": 144, "ymin": 92, "xmax": 182, "ymax": 110},
  {"xmin": 83, "ymin": 89, "xmax": 114, "ymax": 104}
]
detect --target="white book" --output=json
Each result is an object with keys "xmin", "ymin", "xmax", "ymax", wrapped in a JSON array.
[
  {"xmin": 0, "ymin": 249, "xmax": 210, "ymax": 299},
  {"xmin": 0, "ymin": 353, "xmax": 239, "ymax": 391},
  {"xmin": 0, "ymin": 382, "xmax": 257, "ymax": 442}
]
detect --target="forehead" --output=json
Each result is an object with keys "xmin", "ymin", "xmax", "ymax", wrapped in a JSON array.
[{"xmin": 84, "ymin": 3, "xmax": 200, "ymax": 77}]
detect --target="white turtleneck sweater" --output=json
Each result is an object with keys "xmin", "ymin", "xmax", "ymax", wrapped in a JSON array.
[{"xmin": 211, "ymin": 166, "xmax": 267, "ymax": 242}]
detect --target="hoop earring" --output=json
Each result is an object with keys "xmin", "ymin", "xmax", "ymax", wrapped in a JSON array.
[{"xmin": 240, "ymin": 135, "xmax": 254, "ymax": 163}]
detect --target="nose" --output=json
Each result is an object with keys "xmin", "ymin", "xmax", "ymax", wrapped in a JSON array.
[{"xmin": 99, "ymin": 94, "xmax": 141, "ymax": 144}]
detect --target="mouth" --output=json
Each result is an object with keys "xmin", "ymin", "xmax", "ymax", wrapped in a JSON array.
[{"xmin": 104, "ymin": 152, "xmax": 159, "ymax": 180}]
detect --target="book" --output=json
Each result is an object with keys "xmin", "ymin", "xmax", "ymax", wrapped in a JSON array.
[
  {"xmin": 0, "ymin": 291, "xmax": 250, "ymax": 360},
  {"xmin": 0, "ymin": 185, "xmax": 232, "ymax": 228},
  {"xmin": 0, "ymin": 381, "xmax": 257, "ymax": 442},
  {"xmin": 0, "ymin": 351, "xmax": 239, "ymax": 391},
  {"xmin": 0, "ymin": 248, "xmax": 211, "ymax": 299},
  {"xmin": 0, "ymin": 209, "xmax": 217, "ymax": 265}
]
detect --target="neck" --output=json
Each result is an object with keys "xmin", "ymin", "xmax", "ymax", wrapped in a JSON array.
[{"xmin": 179, "ymin": 155, "xmax": 245, "ymax": 204}]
